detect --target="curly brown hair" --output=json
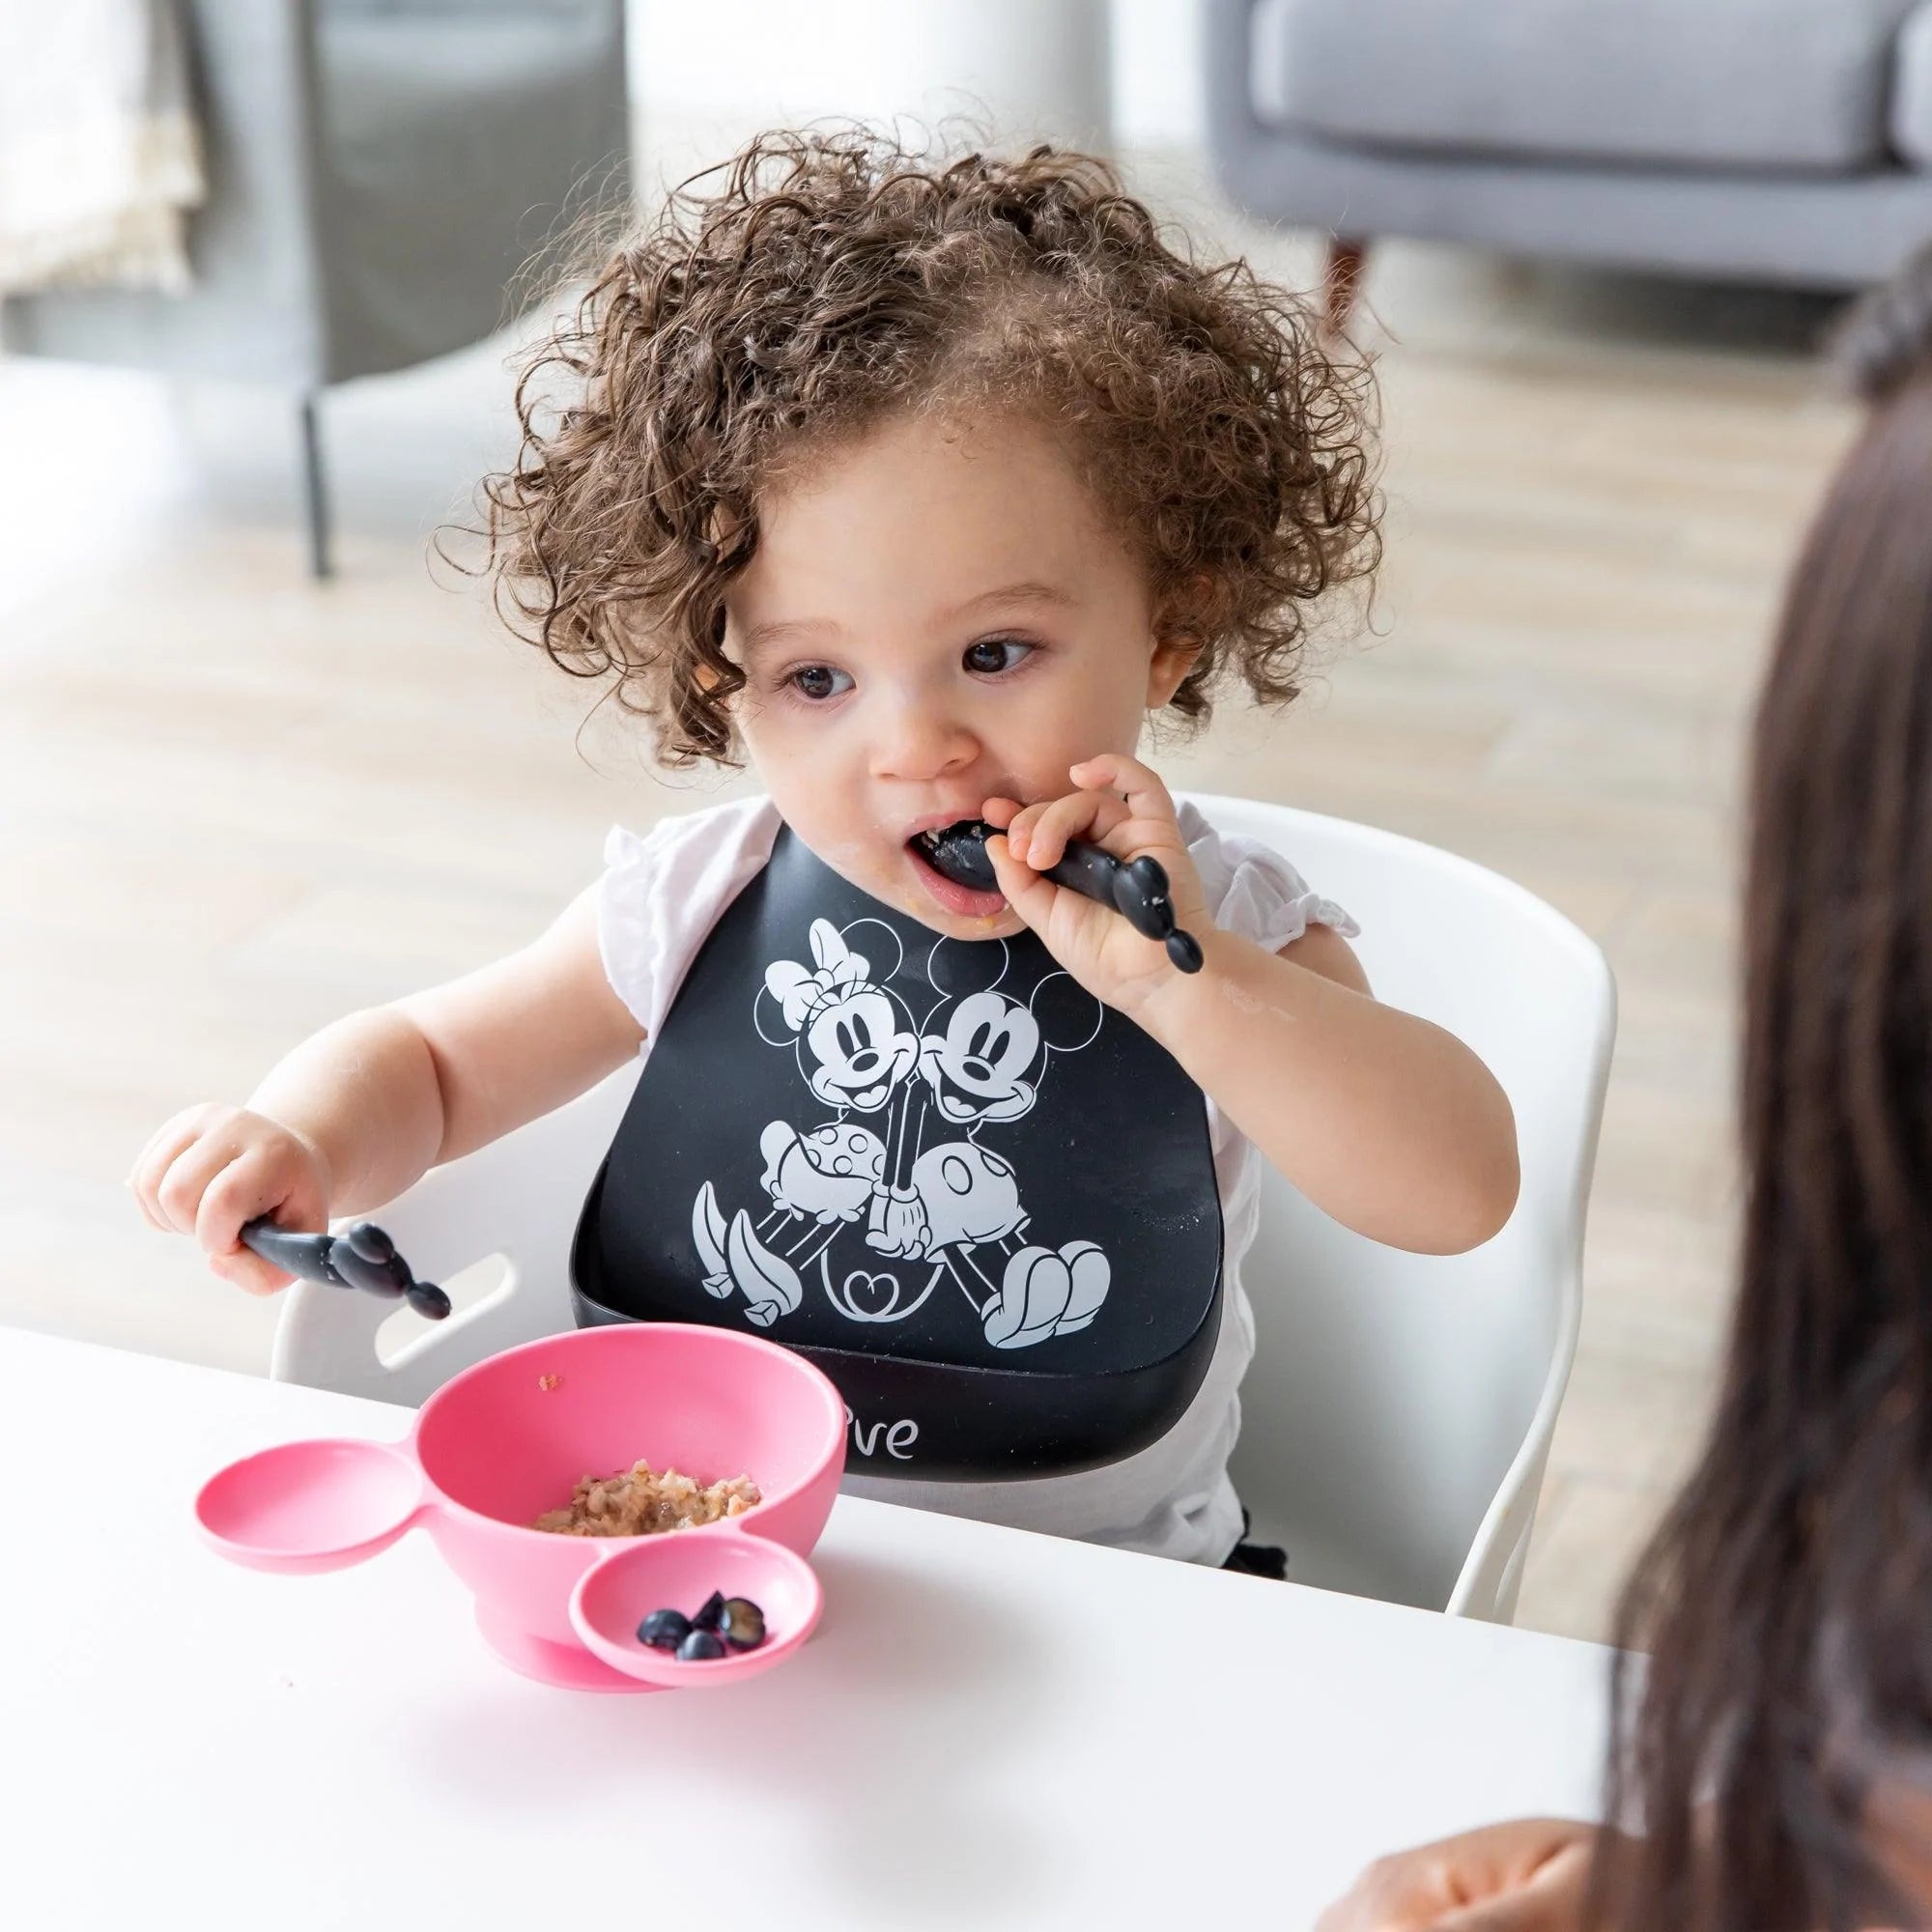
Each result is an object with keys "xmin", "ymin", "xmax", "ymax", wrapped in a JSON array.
[{"xmin": 480, "ymin": 127, "xmax": 1380, "ymax": 766}]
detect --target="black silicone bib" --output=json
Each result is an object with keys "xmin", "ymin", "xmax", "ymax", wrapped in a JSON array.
[{"xmin": 571, "ymin": 827, "xmax": 1223, "ymax": 1479}]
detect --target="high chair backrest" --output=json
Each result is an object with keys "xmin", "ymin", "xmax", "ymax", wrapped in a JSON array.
[
  {"xmin": 271, "ymin": 796, "xmax": 1614, "ymax": 1621},
  {"xmin": 1204, "ymin": 797, "xmax": 1614, "ymax": 1620},
  {"xmin": 270, "ymin": 1064, "xmax": 639, "ymax": 1407}
]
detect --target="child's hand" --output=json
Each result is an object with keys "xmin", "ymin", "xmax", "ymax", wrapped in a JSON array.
[
  {"xmin": 128, "ymin": 1104, "xmax": 333, "ymax": 1295},
  {"xmin": 983, "ymin": 753, "xmax": 1209, "ymax": 1018}
]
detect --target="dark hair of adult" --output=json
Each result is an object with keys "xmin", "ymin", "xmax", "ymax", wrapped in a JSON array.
[{"xmin": 1598, "ymin": 249, "xmax": 1932, "ymax": 1931}]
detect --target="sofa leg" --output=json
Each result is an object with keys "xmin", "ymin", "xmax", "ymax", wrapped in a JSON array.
[
  {"xmin": 299, "ymin": 391, "xmax": 333, "ymax": 581},
  {"xmin": 1323, "ymin": 237, "xmax": 1368, "ymax": 334}
]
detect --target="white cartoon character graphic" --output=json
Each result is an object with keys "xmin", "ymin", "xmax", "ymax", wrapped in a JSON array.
[
  {"xmin": 692, "ymin": 921, "xmax": 1113, "ymax": 1349},
  {"xmin": 767, "ymin": 920, "xmax": 918, "ymax": 1111},
  {"xmin": 918, "ymin": 991, "xmax": 1045, "ymax": 1125},
  {"xmin": 693, "ymin": 920, "xmax": 915, "ymax": 1326}
]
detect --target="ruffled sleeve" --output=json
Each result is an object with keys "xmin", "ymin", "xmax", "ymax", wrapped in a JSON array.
[
  {"xmin": 596, "ymin": 823, "xmax": 672, "ymax": 1035},
  {"xmin": 595, "ymin": 797, "xmax": 781, "ymax": 1039},
  {"xmin": 1179, "ymin": 802, "xmax": 1358, "ymax": 953}
]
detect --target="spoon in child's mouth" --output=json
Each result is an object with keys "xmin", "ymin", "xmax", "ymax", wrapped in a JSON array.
[{"xmin": 909, "ymin": 820, "xmax": 1205, "ymax": 972}]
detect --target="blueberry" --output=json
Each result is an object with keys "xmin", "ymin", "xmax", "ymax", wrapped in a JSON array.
[
  {"xmin": 718, "ymin": 1597, "xmax": 766, "ymax": 1651},
  {"xmin": 691, "ymin": 1590, "xmax": 728, "ymax": 1633},
  {"xmin": 676, "ymin": 1628, "xmax": 727, "ymax": 1662},
  {"xmin": 638, "ymin": 1607, "xmax": 692, "ymax": 1651}
]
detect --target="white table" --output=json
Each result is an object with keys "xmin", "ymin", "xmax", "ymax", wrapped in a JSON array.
[{"xmin": 0, "ymin": 1327, "xmax": 1609, "ymax": 1930}]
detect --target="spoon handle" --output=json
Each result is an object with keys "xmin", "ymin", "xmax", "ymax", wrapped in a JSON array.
[
  {"xmin": 240, "ymin": 1218, "xmax": 451, "ymax": 1320},
  {"xmin": 923, "ymin": 820, "xmax": 1207, "ymax": 973},
  {"xmin": 1041, "ymin": 843, "xmax": 1206, "ymax": 975},
  {"xmin": 240, "ymin": 1219, "xmax": 343, "ymax": 1286}
]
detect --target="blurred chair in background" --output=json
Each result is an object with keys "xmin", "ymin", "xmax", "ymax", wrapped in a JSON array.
[
  {"xmin": 0, "ymin": 0, "xmax": 629, "ymax": 578},
  {"xmin": 0, "ymin": 0, "xmax": 207, "ymax": 298},
  {"xmin": 1205, "ymin": 0, "xmax": 1932, "ymax": 330}
]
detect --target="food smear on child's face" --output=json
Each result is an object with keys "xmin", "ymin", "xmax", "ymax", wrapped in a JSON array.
[
  {"xmin": 725, "ymin": 410, "xmax": 1197, "ymax": 938},
  {"xmin": 531, "ymin": 1462, "xmax": 761, "ymax": 1536}
]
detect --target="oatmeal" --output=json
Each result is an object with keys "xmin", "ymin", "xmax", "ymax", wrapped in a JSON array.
[{"xmin": 531, "ymin": 1462, "xmax": 761, "ymax": 1537}]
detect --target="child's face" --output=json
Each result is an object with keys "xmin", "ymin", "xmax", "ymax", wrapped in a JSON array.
[{"xmin": 725, "ymin": 411, "xmax": 1195, "ymax": 938}]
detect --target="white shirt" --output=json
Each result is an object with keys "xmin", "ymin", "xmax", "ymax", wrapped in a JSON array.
[{"xmin": 596, "ymin": 797, "xmax": 1355, "ymax": 1565}]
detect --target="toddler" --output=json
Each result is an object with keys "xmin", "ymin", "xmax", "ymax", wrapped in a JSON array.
[{"xmin": 132, "ymin": 132, "xmax": 1519, "ymax": 1568}]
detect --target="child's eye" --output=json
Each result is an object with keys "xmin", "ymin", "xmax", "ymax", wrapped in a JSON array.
[
  {"xmin": 788, "ymin": 665, "xmax": 854, "ymax": 702},
  {"xmin": 963, "ymin": 638, "xmax": 1033, "ymax": 676}
]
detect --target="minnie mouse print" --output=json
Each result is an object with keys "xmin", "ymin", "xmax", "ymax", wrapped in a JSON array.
[{"xmin": 691, "ymin": 915, "xmax": 1112, "ymax": 1349}]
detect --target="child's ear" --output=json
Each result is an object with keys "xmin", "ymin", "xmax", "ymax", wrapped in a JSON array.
[
  {"xmin": 1146, "ymin": 632, "xmax": 1200, "ymax": 709},
  {"xmin": 1146, "ymin": 583, "xmax": 1209, "ymax": 709}
]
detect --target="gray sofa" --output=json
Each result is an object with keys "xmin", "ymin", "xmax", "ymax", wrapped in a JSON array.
[
  {"xmin": 1205, "ymin": 0, "xmax": 1932, "ymax": 325},
  {"xmin": 1, "ymin": 0, "xmax": 628, "ymax": 576}
]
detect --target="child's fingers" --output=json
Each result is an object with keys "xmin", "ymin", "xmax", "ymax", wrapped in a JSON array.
[
  {"xmin": 129, "ymin": 1105, "xmax": 220, "ymax": 1230},
  {"xmin": 979, "ymin": 795, "xmax": 1045, "ymax": 861},
  {"xmin": 1069, "ymin": 752, "xmax": 1178, "ymax": 830},
  {"xmin": 199, "ymin": 1146, "xmax": 327, "ymax": 1294},
  {"xmin": 1007, "ymin": 790, "xmax": 1130, "ymax": 869},
  {"xmin": 206, "ymin": 1245, "xmax": 296, "ymax": 1297},
  {"xmin": 982, "ymin": 792, "xmax": 1126, "ymax": 862},
  {"xmin": 154, "ymin": 1126, "xmax": 248, "ymax": 1236},
  {"xmin": 194, "ymin": 1147, "xmax": 299, "ymax": 1261},
  {"xmin": 985, "ymin": 833, "xmax": 1058, "ymax": 927},
  {"xmin": 130, "ymin": 1170, "xmax": 178, "ymax": 1234}
]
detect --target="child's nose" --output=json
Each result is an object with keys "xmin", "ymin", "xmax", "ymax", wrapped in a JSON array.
[{"xmin": 867, "ymin": 695, "xmax": 978, "ymax": 783}]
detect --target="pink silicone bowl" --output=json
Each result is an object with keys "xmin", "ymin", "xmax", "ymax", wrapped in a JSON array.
[{"xmin": 194, "ymin": 1324, "xmax": 848, "ymax": 1692}]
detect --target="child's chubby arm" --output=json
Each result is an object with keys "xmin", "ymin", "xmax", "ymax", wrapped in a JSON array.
[
  {"xmin": 985, "ymin": 754, "xmax": 1520, "ymax": 1257},
  {"xmin": 128, "ymin": 885, "xmax": 644, "ymax": 1293}
]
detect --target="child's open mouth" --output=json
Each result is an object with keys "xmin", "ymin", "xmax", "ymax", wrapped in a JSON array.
[{"xmin": 905, "ymin": 821, "xmax": 1009, "ymax": 920}]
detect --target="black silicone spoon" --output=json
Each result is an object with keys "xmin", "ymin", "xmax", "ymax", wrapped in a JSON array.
[
  {"xmin": 240, "ymin": 1217, "xmax": 452, "ymax": 1320},
  {"xmin": 922, "ymin": 820, "xmax": 1206, "ymax": 973}
]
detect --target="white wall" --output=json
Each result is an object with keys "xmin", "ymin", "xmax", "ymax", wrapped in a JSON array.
[
  {"xmin": 625, "ymin": 0, "xmax": 1207, "ymax": 163},
  {"xmin": 1108, "ymin": 0, "xmax": 1207, "ymax": 147}
]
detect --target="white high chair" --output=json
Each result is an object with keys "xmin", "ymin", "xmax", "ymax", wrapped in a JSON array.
[{"xmin": 271, "ymin": 796, "xmax": 1615, "ymax": 1623}]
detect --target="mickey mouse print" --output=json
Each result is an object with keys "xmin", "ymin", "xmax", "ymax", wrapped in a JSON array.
[
  {"xmin": 691, "ymin": 913, "xmax": 1113, "ymax": 1350},
  {"xmin": 579, "ymin": 826, "xmax": 1225, "ymax": 1447}
]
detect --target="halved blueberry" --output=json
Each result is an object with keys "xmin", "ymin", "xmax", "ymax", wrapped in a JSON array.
[
  {"xmin": 718, "ymin": 1597, "xmax": 766, "ymax": 1651},
  {"xmin": 676, "ymin": 1628, "xmax": 727, "ymax": 1662},
  {"xmin": 638, "ymin": 1607, "xmax": 692, "ymax": 1651},
  {"xmin": 691, "ymin": 1590, "xmax": 728, "ymax": 1633}
]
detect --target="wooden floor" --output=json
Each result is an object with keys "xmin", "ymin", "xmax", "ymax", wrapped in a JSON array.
[{"xmin": 0, "ymin": 154, "xmax": 1857, "ymax": 1640}]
